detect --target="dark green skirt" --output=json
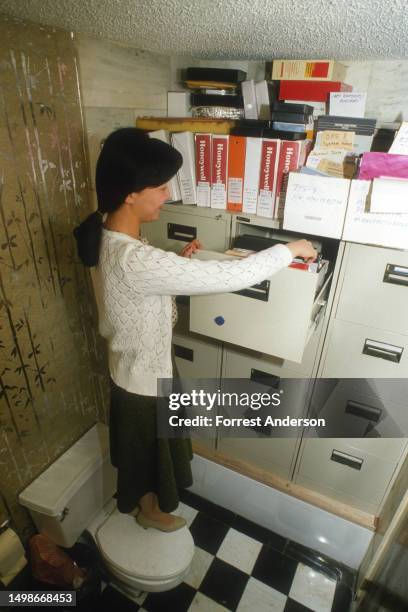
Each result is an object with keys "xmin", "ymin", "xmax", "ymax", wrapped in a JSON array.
[{"xmin": 109, "ymin": 378, "xmax": 194, "ymax": 514}]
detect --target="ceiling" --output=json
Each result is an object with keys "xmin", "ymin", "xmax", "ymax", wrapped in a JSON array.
[{"xmin": 0, "ymin": 0, "xmax": 407, "ymax": 60}]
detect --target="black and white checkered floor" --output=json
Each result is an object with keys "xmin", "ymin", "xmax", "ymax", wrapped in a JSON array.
[{"xmin": 100, "ymin": 490, "xmax": 355, "ymax": 612}]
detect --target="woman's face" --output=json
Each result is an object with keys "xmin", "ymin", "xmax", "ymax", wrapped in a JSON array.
[{"xmin": 131, "ymin": 182, "xmax": 171, "ymax": 222}]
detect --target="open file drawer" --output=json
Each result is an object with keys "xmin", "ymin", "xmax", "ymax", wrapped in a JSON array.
[{"xmin": 189, "ymin": 250, "xmax": 331, "ymax": 362}]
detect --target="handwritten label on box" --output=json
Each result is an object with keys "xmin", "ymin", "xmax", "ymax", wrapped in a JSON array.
[
  {"xmin": 283, "ymin": 172, "xmax": 350, "ymax": 238},
  {"xmin": 389, "ymin": 121, "xmax": 408, "ymax": 155},
  {"xmin": 343, "ymin": 180, "xmax": 408, "ymax": 249},
  {"xmin": 329, "ymin": 92, "xmax": 367, "ymax": 118},
  {"xmin": 370, "ymin": 177, "xmax": 408, "ymax": 213},
  {"xmin": 316, "ymin": 130, "xmax": 355, "ymax": 150}
]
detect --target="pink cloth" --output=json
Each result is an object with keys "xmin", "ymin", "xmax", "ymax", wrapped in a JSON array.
[{"xmin": 358, "ymin": 152, "xmax": 408, "ymax": 180}]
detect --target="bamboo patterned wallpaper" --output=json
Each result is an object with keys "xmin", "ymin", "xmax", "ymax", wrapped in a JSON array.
[{"xmin": 0, "ymin": 15, "xmax": 109, "ymax": 540}]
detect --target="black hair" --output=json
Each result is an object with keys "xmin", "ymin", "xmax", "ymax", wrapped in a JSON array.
[{"xmin": 73, "ymin": 127, "xmax": 182, "ymax": 266}]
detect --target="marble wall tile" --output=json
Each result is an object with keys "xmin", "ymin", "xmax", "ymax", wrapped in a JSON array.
[
  {"xmin": 75, "ymin": 34, "xmax": 170, "ymax": 109},
  {"xmin": 343, "ymin": 60, "xmax": 408, "ymax": 123}
]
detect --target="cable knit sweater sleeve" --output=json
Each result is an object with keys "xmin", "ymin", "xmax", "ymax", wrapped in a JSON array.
[{"xmin": 121, "ymin": 242, "xmax": 293, "ymax": 296}]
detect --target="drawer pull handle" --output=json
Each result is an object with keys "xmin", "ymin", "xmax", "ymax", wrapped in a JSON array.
[
  {"xmin": 345, "ymin": 400, "xmax": 382, "ymax": 423},
  {"xmin": 250, "ymin": 369, "xmax": 280, "ymax": 389},
  {"xmin": 330, "ymin": 449, "xmax": 363, "ymax": 471},
  {"xmin": 234, "ymin": 280, "xmax": 270, "ymax": 302},
  {"xmin": 383, "ymin": 263, "xmax": 408, "ymax": 287},
  {"xmin": 363, "ymin": 339, "xmax": 403, "ymax": 363},
  {"xmin": 312, "ymin": 299, "xmax": 327, "ymax": 325},
  {"xmin": 173, "ymin": 344, "xmax": 194, "ymax": 362},
  {"xmin": 167, "ymin": 223, "xmax": 197, "ymax": 242},
  {"xmin": 236, "ymin": 216, "xmax": 251, "ymax": 223}
]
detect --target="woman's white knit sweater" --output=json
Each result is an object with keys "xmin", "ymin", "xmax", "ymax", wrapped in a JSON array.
[{"xmin": 91, "ymin": 228, "xmax": 293, "ymax": 396}]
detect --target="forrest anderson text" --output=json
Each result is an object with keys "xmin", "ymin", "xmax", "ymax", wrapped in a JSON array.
[{"xmin": 168, "ymin": 415, "xmax": 326, "ymax": 427}]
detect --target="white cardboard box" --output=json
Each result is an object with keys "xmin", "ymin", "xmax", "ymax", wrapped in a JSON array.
[
  {"xmin": 343, "ymin": 180, "xmax": 408, "ymax": 249},
  {"xmin": 167, "ymin": 91, "xmax": 191, "ymax": 117},
  {"xmin": 148, "ymin": 130, "xmax": 182, "ymax": 202},
  {"xmin": 171, "ymin": 131, "xmax": 197, "ymax": 205},
  {"xmin": 283, "ymin": 172, "xmax": 350, "ymax": 238}
]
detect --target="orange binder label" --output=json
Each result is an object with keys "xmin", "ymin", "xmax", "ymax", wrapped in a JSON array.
[{"xmin": 227, "ymin": 136, "xmax": 246, "ymax": 212}]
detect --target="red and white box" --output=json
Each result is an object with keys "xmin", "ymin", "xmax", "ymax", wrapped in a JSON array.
[
  {"xmin": 211, "ymin": 135, "xmax": 229, "ymax": 209},
  {"xmin": 256, "ymin": 139, "xmax": 281, "ymax": 218},
  {"xmin": 195, "ymin": 133, "xmax": 212, "ymax": 207}
]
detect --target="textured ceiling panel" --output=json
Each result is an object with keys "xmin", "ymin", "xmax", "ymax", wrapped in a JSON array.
[{"xmin": 0, "ymin": 0, "xmax": 407, "ymax": 60}]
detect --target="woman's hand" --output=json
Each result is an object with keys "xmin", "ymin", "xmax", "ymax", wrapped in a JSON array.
[
  {"xmin": 179, "ymin": 239, "xmax": 202, "ymax": 258},
  {"xmin": 286, "ymin": 239, "xmax": 318, "ymax": 262}
]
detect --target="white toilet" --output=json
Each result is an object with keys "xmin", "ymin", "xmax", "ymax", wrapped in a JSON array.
[{"xmin": 19, "ymin": 423, "xmax": 195, "ymax": 597}]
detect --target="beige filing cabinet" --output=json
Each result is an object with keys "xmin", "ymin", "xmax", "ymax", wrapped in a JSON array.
[
  {"xmin": 294, "ymin": 242, "xmax": 408, "ymax": 514},
  {"xmin": 189, "ymin": 214, "xmax": 341, "ymax": 362},
  {"xmin": 216, "ymin": 307, "xmax": 327, "ymax": 480},
  {"xmin": 295, "ymin": 438, "xmax": 406, "ymax": 514},
  {"xmin": 172, "ymin": 331, "xmax": 223, "ymax": 451},
  {"xmin": 141, "ymin": 203, "xmax": 231, "ymax": 252},
  {"xmin": 321, "ymin": 243, "xmax": 408, "ymax": 377}
]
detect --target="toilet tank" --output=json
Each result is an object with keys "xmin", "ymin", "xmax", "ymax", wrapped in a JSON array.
[{"xmin": 19, "ymin": 423, "xmax": 117, "ymax": 548}]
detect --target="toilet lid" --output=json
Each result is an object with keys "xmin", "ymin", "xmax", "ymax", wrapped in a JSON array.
[{"xmin": 96, "ymin": 509, "xmax": 195, "ymax": 582}]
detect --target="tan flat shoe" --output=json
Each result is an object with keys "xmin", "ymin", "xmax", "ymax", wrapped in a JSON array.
[
  {"xmin": 128, "ymin": 505, "xmax": 140, "ymax": 517},
  {"xmin": 136, "ymin": 512, "xmax": 186, "ymax": 532}
]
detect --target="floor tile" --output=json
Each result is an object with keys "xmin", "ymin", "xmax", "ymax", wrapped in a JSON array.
[
  {"xmin": 289, "ymin": 563, "xmax": 337, "ymax": 612},
  {"xmin": 236, "ymin": 576, "xmax": 287, "ymax": 612},
  {"xmin": 188, "ymin": 591, "xmax": 231, "ymax": 611},
  {"xmin": 251, "ymin": 544, "xmax": 298, "ymax": 596},
  {"xmin": 143, "ymin": 582, "xmax": 196, "ymax": 612},
  {"xmin": 180, "ymin": 489, "xmax": 237, "ymax": 525},
  {"xmin": 190, "ymin": 512, "xmax": 230, "ymax": 555},
  {"xmin": 184, "ymin": 546, "xmax": 215, "ymax": 589},
  {"xmin": 177, "ymin": 501, "xmax": 199, "ymax": 527},
  {"xmin": 199, "ymin": 557, "xmax": 249, "ymax": 611},
  {"xmin": 231, "ymin": 514, "xmax": 287, "ymax": 551},
  {"xmin": 216, "ymin": 528, "xmax": 263, "ymax": 574},
  {"xmin": 100, "ymin": 584, "xmax": 141, "ymax": 610},
  {"xmin": 284, "ymin": 599, "xmax": 314, "ymax": 612}
]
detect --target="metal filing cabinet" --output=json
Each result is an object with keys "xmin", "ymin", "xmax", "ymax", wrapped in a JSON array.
[
  {"xmin": 172, "ymin": 331, "xmax": 223, "ymax": 380},
  {"xmin": 307, "ymin": 378, "xmax": 408, "ymax": 438},
  {"xmin": 217, "ymin": 343, "xmax": 318, "ymax": 479},
  {"xmin": 141, "ymin": 203, "xmax": 231, "ymax": 252},
  {"xmin": 295, "ymin": 242, "xmax": 408, "ymax": 514},
  {"xmin": 320, "ymin": 243, "xmax": 408, "ymax": 377},
  {"xmin": 295, "ymin": 438, "xmax": 405, "ymax": 514},
  {"xmin": 189, "ymin": 222, "xmax": 336, "ymax": 362},
  {"xmin": 172, "ymin": 331, "xmax": 223, "ymax": 451}
]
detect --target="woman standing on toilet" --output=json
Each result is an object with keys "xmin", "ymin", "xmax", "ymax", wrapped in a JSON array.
[{"xmin": 73, "ymin": 128, "xmax": 316, "ymax": 533}]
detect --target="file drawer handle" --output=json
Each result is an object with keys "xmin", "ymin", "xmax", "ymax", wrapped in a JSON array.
[
  {"xmin": 250, "ymin": 369, "xmax": 280, "ymax": 389},
  {"xmin": 345, "ymin": 400, "xmax": 382, "ymax": 423},
  {"xmin": 362, "ymin": 339, "xmax": 403, "ymax": 363},
  {"xmin": 312, "ymin": 299, "xmax": 327, "ymax": 325},
  {"xmin": 330, "ymin": 449, "xmax": 363, "ymax": 471},
  {"xmin": 173, "ymin": 344, "xmax": 194, "ymax": 362},
  {"xmin": 234, "ymin": 280, "xmax": 270, "ymax": 302},
  {"xmin": 167, "ymin": 223, "xmax": 197, "ymax": 242},
  {"xmin": 236, "ymin": 216, "xmax": 251, "ymax": 223},
  {"xmin": 383, "ymin": 263, "xmax": 408, "ymax": 287}
]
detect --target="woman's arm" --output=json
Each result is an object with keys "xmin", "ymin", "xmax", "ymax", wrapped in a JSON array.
[{"xmin": 122, "ymin": 240, "xmax": 316, "ymax": 296}]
